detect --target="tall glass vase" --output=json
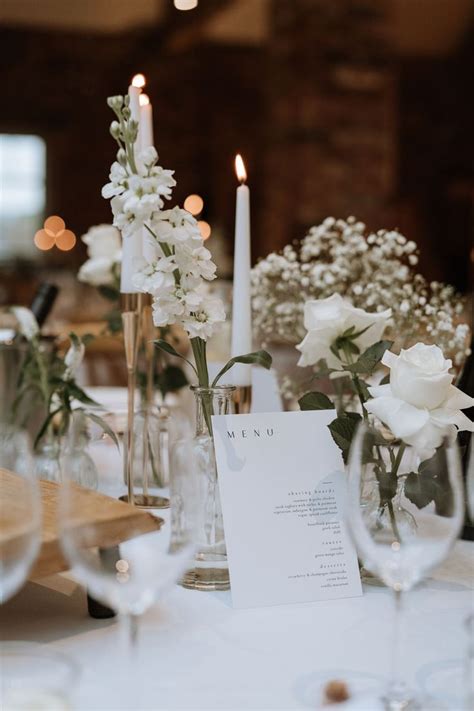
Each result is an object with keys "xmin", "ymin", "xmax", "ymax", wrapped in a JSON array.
[{"xmin": 170, "ymin": 385, "xmax": 235, "ymax": 591}]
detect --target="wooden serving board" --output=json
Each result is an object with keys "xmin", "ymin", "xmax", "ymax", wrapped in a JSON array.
[{"xmin": 0, "ymin": 468, "xmax": 164, "ymax": 579}]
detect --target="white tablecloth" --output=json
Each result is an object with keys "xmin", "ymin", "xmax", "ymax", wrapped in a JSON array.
[{"xmin": 1, "ymin": 439, "xmax": 473, "ymax": 711}]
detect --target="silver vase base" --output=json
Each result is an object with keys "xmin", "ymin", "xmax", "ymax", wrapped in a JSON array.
[
  {"xmin": 119, "ymin": 494, "xmax": 170, "ymax": 509},
  {"xmin": 180, "ymin": 567, "xmax": 230, "ymax": 591}
]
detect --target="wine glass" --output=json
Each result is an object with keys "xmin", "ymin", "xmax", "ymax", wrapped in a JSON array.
[
  {"xmin": 58, "ymin": 412, "xmax": 195, "ymax": 649},
  {"xmin": 0, "ymin": 424, "xmax": 41, "ymax": 604},
  {"xmin": 346, "ymin": 422, "xmax": 464, "ymax": 710}
]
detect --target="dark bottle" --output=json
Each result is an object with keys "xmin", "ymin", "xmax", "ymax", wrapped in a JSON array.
[{"xmin": 29, "ymin": 283, "xmax": 58, "ymax": 327}]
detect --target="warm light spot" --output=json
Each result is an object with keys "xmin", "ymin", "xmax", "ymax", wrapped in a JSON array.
[
  {"xmin": 198, "ymin": 220, "xmax": 211, "ymax": 240},
  {"xmin": 174, "ymin": 0, "xmax": 198, "ymax": 10},
  {"xmin": 34, "ymin": 229, "xmax": 55, "ymax": 251},
  {"xmin": 116, "ymin": 559, "xmax": 130, "ymax": 574},
  {"xmin": 132, "ymin": 73, "xmax": 146, "ymax": 88},
  {"xmin": 235, "ymin": 154, "xmax": 247, "ymax": 183},
  {"xmin": 391, "ymin": 541, "xmax": 400, "ymax": 552},
  {"xmin": 44, "ymin": 215, "xmax": 65, "ymax": 237},
  {"xmin": 139, "ymin": 93, "xmax": 150, "ymax": 107},
  {"xmin": 184, "ymin": 194, "xmax": 204, "ymax": 216},
  {"xmin": 55, "ymin": 229, "xmax": 76, "ymax": 251}
]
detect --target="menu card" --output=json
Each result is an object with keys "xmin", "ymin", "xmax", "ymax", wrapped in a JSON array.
[{"xmin": 212, "ymin": 411, "xmax": 362, "ymax": 609}]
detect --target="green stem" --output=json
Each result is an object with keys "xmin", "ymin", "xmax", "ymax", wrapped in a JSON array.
[
  {"xmin": 341, "ymin": 344, "xmax": 368, "ymax": 421},
  {"xmin": 387, "ymin": 499, "xmax": 401, "ymax": 543}
]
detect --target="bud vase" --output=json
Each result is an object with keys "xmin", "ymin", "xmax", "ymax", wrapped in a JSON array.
[{"xmin": 170, "ymin": 385, "xmax": 235, "ymax": 591}]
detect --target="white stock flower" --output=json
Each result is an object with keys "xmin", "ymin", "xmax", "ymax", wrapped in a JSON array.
[
  {"xmin": 182, "ymin": 294, "xmax": 226, "ymax": 340},
  {"xmin": 64, "ymin": 339, "xmax": 85, "ymax": 379},
  {"xmin": 296, "ymin": 293, "xmax": 391, "ymax": 368},
  {"xmin": 366, "ymin": 343, "xmax": 474, "ymax": 460},
  {"xmin": 11, "ymin": 307, "xmax": 39, "ymax": 340}
]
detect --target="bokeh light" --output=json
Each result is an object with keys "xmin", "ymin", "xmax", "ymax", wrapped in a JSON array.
[
  {"xmin": 44, "ymin": 215, "xmax": 65, "ymax": 236},
  {"xmin": 34, "ymin": 229, "xmax": 55, "ymax": 250},
  {"xmin": 184, "ymin": 194, "xmax": 204, "ymax": 216},
  {"xmin": 198, "ymin": 220, "xmax": 211, "ymax": 240},
  {"xmin": 55, "ymin": 229, "xmax": 76, "ymax": 251}
]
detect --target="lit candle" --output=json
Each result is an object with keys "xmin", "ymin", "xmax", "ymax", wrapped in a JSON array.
[
  {"xmin": 231, "ymin": 154, "xmax": 252, "ymax": 386},
  {"xmin": 121, "ymin": 74, "xmax": 144, "ymax": 293}
]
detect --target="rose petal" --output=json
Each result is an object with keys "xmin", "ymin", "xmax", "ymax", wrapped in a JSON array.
[
  {"xmin": 367, "ymin": 383, "xmax": 392, "ymax": 398},
  {"xmin": 365, "ymin": 396, "xmax": 429, "ymax": 439},
  {"xmin": 443, "ymin": 385, "xmax": 474, "ymax": 411},
  {"xmin": 381, "ymin": 350, "xmax": 398, "ymax": 369},
  {"xmin": 430, "ymin": 407, "xmax": 474, "ymax": 432}
]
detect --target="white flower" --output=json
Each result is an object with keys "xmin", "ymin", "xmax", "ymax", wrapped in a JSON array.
[
  {"xmin": 78, "ymin": 224, "xmax": 121, "ymax": 287},
  {"xmin": 296, "ymin": 293, "xmax": 391, "ymax": 368},
  {"xmin": 182, "ymin": 294, "xmax": 226, "ymax": 340},
  {"xmin": 366, "ymin": 343, "xmax": 474, "ymax": 460},
  {"xmin": 64, "ymin": 339, "xmax": 85, "ymax": 379},
  {"xmin": 11, "ymin": 307, "xmax": 39, "ymax": 340}
]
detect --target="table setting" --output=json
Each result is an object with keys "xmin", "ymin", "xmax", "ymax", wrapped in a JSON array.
[{"xmin": 1, "ymin": 3, "xmax": 474, "ymax": 709}]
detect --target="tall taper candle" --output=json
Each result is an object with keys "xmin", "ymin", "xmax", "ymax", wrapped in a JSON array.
[
  {"xmin": 139, "ymin": 93, "xmax": 158, "ymax": 264},
  {"xmin": 231, "ymin": 154, "xmax": 252, "ymax": 386},
  {"xmin": 120, "ymin": 76, "xmax": 144, "ymax": 293}
]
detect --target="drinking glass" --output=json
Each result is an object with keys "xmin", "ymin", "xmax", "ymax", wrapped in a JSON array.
[
  {"xmin": 346, "ymin": 422, "xmax": 464, "ymax": 710},
  {"xmin": 0, "ymin": 425, "xmax": 41, "ymax": 604},
  {"xmin": 58, "ymin": 412, "xmax": 195, "ymax": 648}
]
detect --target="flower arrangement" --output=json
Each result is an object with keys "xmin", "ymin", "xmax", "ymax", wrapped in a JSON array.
[
  {"xmin": 299, "ymin": 296, "xmax": 474, "ymax": 514},
  {"xmin": 11, "ymin": 307, "xmax": 115, "ymax": 449},
  {"xmin": 102, "ymin": 95, "xmax": 271, "ymax": 404},
  {"xmin": 251, "ymin": 217, "xmax": 470, "ymax": 370}
]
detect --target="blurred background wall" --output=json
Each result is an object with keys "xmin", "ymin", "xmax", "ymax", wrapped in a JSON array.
[{"xmin": 1, "ymin": 0, "xmax": 473, "ymax": 313}]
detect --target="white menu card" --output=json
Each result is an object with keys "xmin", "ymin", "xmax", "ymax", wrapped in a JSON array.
[{"xmin": 212, "ymin": 411, "xmax": 362, "ymax": 609}]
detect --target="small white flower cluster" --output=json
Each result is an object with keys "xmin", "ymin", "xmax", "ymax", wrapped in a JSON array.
[
  {"xmin": 252, "ymin": 216, "xmax": 470, "ymax": 367},
  {"xmin": 103, "ymin": 118, "xmax": 224, "ymax": 340},
  {"xmin": 134, "ymin": 207, "xmax": 224, "ymax": 339},
  {"xmin": 102, "ymin": 146, "xmax": 176, "ymax": 240}
]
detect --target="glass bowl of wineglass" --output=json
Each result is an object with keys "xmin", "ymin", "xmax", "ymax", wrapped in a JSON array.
[
  {"xmin": 0, "ymin": 424, "xmax": 41, "ymax": 604},
  {"xmin": 58, "ymin": 412, "xmax": 195, "ymax": 649},
  {"xmin": 346, "ymin": 422, "xmax": 464, "ymax": 711}
]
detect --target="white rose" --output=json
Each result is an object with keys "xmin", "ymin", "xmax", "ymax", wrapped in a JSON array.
[
  {"xmin": 11, "ymin": 306, "xmax": 39, "ymax": 340},
  {"xmin": 296, "ymin": 293, "xmax": 391, "ymax": 368},
  {"xmin": 81, "ymin": 224, "xmax": 121, "ymax": 261},
  {"xmin": 366, "ymin": 343, "xmax": 474, "ymax": 460}
]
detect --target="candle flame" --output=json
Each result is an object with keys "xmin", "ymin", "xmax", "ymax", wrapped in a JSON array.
[
  {"xmin": 235, "ymin": 154, "xmax": 247, "ymax": 184},
  {"xmin": 139, "ymin": 93, "xmax": 150, "ymax": 106},
  {"xmin": 132, "ymin": 73, "xmax": 146, "ymax": 88}
]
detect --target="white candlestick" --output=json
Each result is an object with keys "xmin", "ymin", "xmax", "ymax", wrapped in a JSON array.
[
  {"xmin": 231, "ymin": 155, "xmax": 252, "ymax": 386},
  {"xmin": 120, "ymin": 83, "xmax": 143, "ymax": 293},
  {"xmin": 139, "ymin": 95, "xmax": 158, "ymax": 265},
  {"xmin": 139, "ymin": 101, "xmax": 153, "ymax": 153}
]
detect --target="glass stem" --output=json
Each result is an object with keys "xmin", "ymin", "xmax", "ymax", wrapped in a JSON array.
[
  {"xmin": 119, "ymin": 612, "xmax": 140, "ymax": 654},
  {"xmin": 387, "ymin": 589, "xmax": 407, "ymax": 705}
]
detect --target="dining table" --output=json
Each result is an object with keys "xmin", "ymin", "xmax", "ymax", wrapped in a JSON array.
[{"xmin": 1, "ymin": 416, "xmax": 473, "ymax": 711}]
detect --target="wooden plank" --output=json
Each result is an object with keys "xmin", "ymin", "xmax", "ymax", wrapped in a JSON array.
[{"xmin": 0, "ymin": 469, "xmax": 164, "ymax": 580}]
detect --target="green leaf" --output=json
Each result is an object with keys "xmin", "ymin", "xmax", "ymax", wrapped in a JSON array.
[
  {"xmin": 298, "ymin": 392, "xmax": 335, "ymax": 411},
  {"xmin": 34, "ymin": 407, "xmax": 62, "ymax": 449},
  {"xmin": 379, "ymin": 373, "xmax": 390, "ymax": 385},
  {"xmin": 211, "ymin": 350, "xmax": 272, "ymax": 388},
  {"xmin": 154, "ymin": 339, "xmax": 198, "ymax": 376},
  {"xmin": 86, "ymin": 411, "xmax": 119, "ymax": 449},
  {"xmin": 345, "ymin": 340, "xmax": 393, "ymax": 375},
  {"xmin": 67, "ymin": 382, "xmax": 101, "ymax": 407},
  {"xmin": 328, "ymin": 413, "xmax": 362, "ymax": 463},
  {"xmin": 404, "ymin": 471, "xmax": 437, "ymax": 509}
]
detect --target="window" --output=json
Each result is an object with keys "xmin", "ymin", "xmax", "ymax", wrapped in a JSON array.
[{"xmin": 0, "ymin": 134, "xmax": 46, "ymax": 261}]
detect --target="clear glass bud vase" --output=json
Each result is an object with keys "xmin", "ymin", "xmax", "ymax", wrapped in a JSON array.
[{"xmin": 170, "ymin": 385, "xmax": 235, "ymax": 591}]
